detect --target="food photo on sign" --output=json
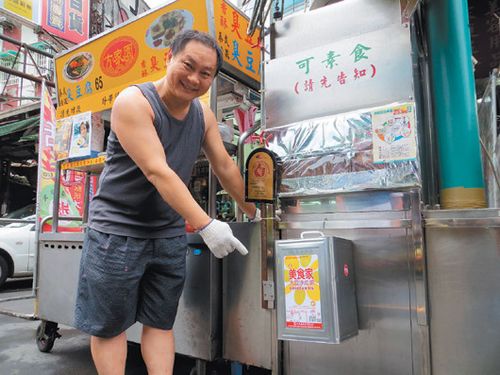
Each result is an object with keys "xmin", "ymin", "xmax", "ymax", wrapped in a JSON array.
[{"xmin": 145, "ymin": 9, "xmax": 193, "ymax": 48}]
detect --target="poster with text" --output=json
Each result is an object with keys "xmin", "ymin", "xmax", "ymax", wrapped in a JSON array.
[
  {"xmin": 69, "ymin": 111, "xmax": 92, "ymax": 158},
  {"xmin": 284, "ymin": 254, "xmax": 323, "ymax": 330},
  {"xmin": 55, "ymin": 117, "xmax": 72, "ymax": 160},
  {"xmin": 372, "ymin": 103, "xmax": 417, "ymax": 164}
]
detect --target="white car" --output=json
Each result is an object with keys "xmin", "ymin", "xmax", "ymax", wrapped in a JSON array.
[{"xmin": 0, "ymin": 213, "xmax": 36, "ymax": 288}]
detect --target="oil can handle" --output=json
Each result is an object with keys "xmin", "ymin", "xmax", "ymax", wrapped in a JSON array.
[{"xmin": 300, "ymin": 231, "xmax": 325, "ymax": 239}]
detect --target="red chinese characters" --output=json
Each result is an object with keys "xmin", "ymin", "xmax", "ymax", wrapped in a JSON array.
[{"xmin": 100, "ymin": 36, "xmax": 139, "ymax": 77}]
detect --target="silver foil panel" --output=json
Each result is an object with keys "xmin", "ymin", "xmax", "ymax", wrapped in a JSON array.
[{"xmin": 265, "ymin": 104, "xmax": 420, "ymax": 196}]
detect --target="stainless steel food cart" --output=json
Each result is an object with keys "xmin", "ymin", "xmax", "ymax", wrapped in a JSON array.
[{"xmin": 35, "ymin": 1, "xmax": 500, "ymax": 375}]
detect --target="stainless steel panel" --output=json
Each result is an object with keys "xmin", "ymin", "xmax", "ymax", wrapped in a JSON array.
[
  {"xmin": 281, "ymin": 191, "xmax": 412, "ymax": 214},
  {"xmin": 39, "ymin": 232, "xmax": 85, "ymax": 242},
  {"xmin": 424, "ymin": 209, "xmax": 500, "ymax": 375},
  {"xmin": 285, "ymin": 227, "xmax": 414, "ymax": 374},
  {"xmin": 223, "ymin": 223, "xmax": 273, "ymax": 369},
  {"xmin": 477, "ymin": 70, "xmax": 499, "ymax": 208},
  {"xmin": 410, "ymin": 195, "xmax": 427, "ymax": 326},
  {"xmin": 173, "ymin": 241, "xmax": 221, "ymax": 361},
  {"xmin": 265, "ymin": 24, "xmax": 413, "ymax": 128},
  {"xmin": 281, "ymin": 191, "xmax": 429, "ymax": 375},
  {"xmin": 280, "ymin": 219, "xmax": 412, "ymax": 230},
  {"xmin": 272, "ymin": 0, "xmax": 402, "ymax": 59},
  {"xmin": 38, "ymin": 241, "xmax": 83, "ymax": 326},
  {"xmin": 425, "ymin": 208, "xmax": 500, "ymax": 228}
]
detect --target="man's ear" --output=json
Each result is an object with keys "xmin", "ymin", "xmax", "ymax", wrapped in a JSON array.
[{"xmin": 166, "ymin": 50, "xmax": 173, "ymax": 64}]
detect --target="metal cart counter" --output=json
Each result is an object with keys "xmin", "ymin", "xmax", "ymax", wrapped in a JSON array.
[{"xmin": 424, "ymin": 208, "xmax": 500, "ymax": 375}]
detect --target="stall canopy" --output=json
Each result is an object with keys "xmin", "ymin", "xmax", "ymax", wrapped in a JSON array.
[
  {"xmin": 0, "ymin": 117, "xmax": 39, "ymax": 137},
  {"xmin": 0, "ymin": 116, "xmax": 40, "ymax": 161}
]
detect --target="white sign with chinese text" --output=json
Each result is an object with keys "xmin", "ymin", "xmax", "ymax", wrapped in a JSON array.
[{"xmin": 265, "ymin": 25, "xmax": 413, "ymax": 128}]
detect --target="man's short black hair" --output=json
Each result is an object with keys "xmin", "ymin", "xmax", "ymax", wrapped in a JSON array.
[{"xmin": 170, "ymin": 29, "xmax": 223, "ymax": 76}]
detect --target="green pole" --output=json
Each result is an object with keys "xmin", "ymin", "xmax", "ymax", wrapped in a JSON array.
[{"xmin": 426, "ymin": 0, "xmax": 485, "ymax": 208}]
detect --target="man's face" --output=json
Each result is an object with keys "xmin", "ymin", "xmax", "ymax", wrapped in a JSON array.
[{"xmin": 166, "ymin": 40, "xmax": 218, "ymax": 102}]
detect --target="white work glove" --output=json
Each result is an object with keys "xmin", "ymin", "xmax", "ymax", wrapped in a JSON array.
[
  {"xmin": 250, "ymin": 207, "xmax": 282, "ymax": 222},
  {"xmin": 250, "ymin": 208, "xmax": 262, "ymax": 222},
  {"xmin": 198, "ymin": 219, "xmax": 248, "ymax": 258}
]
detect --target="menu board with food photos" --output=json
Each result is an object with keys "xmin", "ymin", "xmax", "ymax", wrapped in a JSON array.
[{"xmin": 54, "ymin": 0, "xmax": 260, "ymax": 119}]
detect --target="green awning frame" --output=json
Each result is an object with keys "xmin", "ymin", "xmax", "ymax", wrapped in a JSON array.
[
  {"xmin": 29, "ymin": 41, "xmax": 51, "ymax": 51},
  {"xmin": 0, "ymin": 116, "xmax": 40, "ymax": 137}
]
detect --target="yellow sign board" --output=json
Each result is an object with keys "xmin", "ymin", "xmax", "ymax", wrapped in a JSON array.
[
  {"xmin": 55, "ymin": 0, "xmax": 209, "ymax": 118},
  {"xmin": 55, "ymin": 0, "xmax": 261, "ymax": 119},
  {"xmin": 213, "ymin": 0, "xmax": 261, "ymax": 83},
  {"xmin": 61, "ymin": 155, "xmax": 106, "ymax": 171},
  {"xmin": 4, "ymin": 0, "xmax": 33, "ymax": 20}
]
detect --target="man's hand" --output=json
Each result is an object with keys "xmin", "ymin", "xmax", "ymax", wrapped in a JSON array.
[{"xmin": 198, "ymin": 219, "xmax": 249, "ymax": 258}]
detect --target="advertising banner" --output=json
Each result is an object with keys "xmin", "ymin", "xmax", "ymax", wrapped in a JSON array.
[
  {"xmin": 213, "ymin": 0, "xmax": 261, "ymax": 83},
  {"xmin": 55, "ymin": 0, "xmax": 259, "ymax": 118},
  {"xmin": 0, "ymin": 0, "xmax": 40, "ymax": 23},
  {"xmin": 41, "ymin": 0, "xmax": 89, "ymax": 44},
  {"xmin": 36, "ymin": 81, "xmax": 57, "ymax": 230},
  {"xmin": 36, "ymin": 82, "xmax": 90, "ymax": 232},
  {"xmin": 55, "ymin": 0, "xmax": 209, "ymax": 118}
]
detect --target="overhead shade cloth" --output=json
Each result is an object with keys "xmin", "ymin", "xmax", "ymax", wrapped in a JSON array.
[
  {"xmin": 19, "ymin": 134, "xmax": 38, "ymax": 142},
  {"xmin": 0, "ymin": 116, "xmax": 40, "ymax": 137}
]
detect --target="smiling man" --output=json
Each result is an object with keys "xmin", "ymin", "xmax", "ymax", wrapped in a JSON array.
[{"xmin": 74, "ymin": 30, "xmax": 258, "ymax": 375}]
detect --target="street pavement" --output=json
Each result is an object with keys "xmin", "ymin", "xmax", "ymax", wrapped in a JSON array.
[{"xmin": 0, "ymin": 278, "xmax": 195, "ymax": 375}]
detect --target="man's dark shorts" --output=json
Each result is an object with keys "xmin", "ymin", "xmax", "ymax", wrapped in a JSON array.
[{"xmin": 74, "ymin": 228, "xmax": 187, "ymax": 338}]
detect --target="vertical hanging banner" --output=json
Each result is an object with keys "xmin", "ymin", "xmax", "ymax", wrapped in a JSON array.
[
  {"xmin": 213, "ymin": 0, "xmax": 261, "ymax": 84},
  {"xmin": 37, "ymin": 81, "xmax": 58, "ymax": 231},
  {"xmin": 36, "ymin": 83, "xmax": 90, "ymax": 232},
  {"xmin": 41, "ymin": 0, "xmax": 90, "ymax": 44}
]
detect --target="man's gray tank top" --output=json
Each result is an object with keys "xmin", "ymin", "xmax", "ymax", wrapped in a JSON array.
[{"xmin": 89, "ymin": 82, "xmax": 206, "ymax": 238}]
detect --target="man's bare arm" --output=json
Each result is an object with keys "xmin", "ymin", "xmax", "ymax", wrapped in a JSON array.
[{"xmin": 201, "ymin": 103, "xmax": 257, "ymax": 219}]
